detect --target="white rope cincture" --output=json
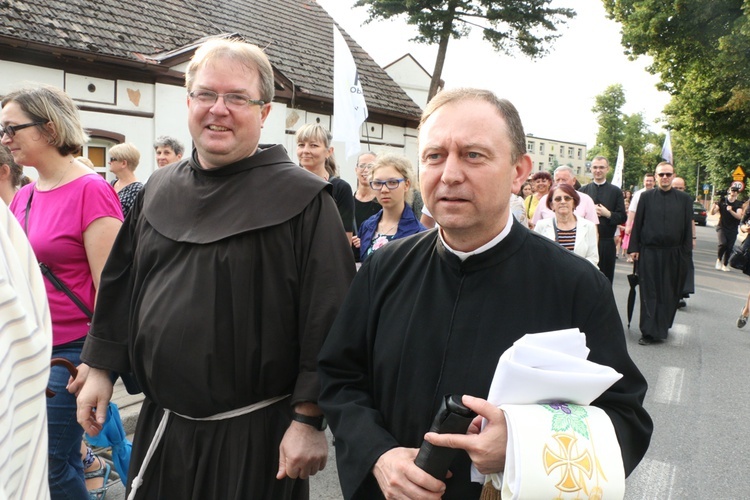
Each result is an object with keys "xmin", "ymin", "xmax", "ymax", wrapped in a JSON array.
[{"xmin": 126, "ymin": 394, "xmax": 290, "ymax": 499}]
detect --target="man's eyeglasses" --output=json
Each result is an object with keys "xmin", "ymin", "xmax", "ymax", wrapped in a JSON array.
[
  {"xmin": 673, "ymin": 186, "xmax": 685, "ymax": 191},
  {"xmin": 0, "ymin": 121, "xmax": 45, "ymax": 139},
  {"xmin": 108, "ymin": 158, "xmax": 119, "ymax": 163},
  {"xmin": 356, "ymin": 163, "xmax": 374, "ymax": 170},
  {"xmin": 657, "ymin": 172, "xmax": 674, "ymax": 178},
  {"xmin": 370, "ymin": 178, "xmax": 405, "ymax": 190},
  {"xmin": 188, "ymin": 90, "xmax": 265, "ymax": 109},
  {"xmin": 553, "ymin": 195, "xmax": 574, "ymax": 202}
]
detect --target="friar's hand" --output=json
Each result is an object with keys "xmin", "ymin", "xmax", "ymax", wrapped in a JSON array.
[
  {"xmin": 373, "ymin": 447, "xmax": 447, "ymax": 499},
  {"xmin": 66, "ymin": 362, "xmax": 89, "ymax": 396},
  {"xmin": 424, "ymin": 395, "xmax": 507, "ymax": 475},
  {"xmin": 76, "ymin": 367, "xmax": 113, "ymax": 436},
  {"xmin": 276, "ymin": 420, "xmax": 328, "ymax": 480}
]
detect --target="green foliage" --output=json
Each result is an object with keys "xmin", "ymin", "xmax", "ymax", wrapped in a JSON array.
[
  {"xmin": 603, "ymin": 0, "xmax": 750, "ymax": 182},
  {"xmin": 589, "ymin": 85, "xmax": 662, "ymax": 190},
  {"xmin": 356, "ymin": 0, "xmax": 576, "ymax": 99},
  {"xmin": 591, "ymin": 84, "xmax": 626, "ymax": 163}
]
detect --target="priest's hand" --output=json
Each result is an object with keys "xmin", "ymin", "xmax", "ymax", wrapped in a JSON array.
[
  {"xmin": 424, "ymin": 395, "xmax": 507, "ymax": 475},
  {"xmin": 277, "ymin": 420, "xmax": 328, "ymax": 480},
  {"xmin": 76, "ymin": 367, "xmax": 114, "ymax": 437},
  {"xmin": 630, "ymin": 252, "xmax": 639, "ymax": 261},
  {"xmin": 373, "ymin": 447, "xmax": 447, "ymax": 499}
]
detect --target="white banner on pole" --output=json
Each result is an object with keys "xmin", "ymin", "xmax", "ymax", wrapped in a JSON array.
[
  {"xmin": 332, "ymin": 26, "xmax": 368, "ymax": 161},
  {"xmin": 661, "ymin": 130, "xmax": 673, "ymax": 165},
  {"xmin": 611, "ymin": 145, "xmax": 624, "ymax": 188}
]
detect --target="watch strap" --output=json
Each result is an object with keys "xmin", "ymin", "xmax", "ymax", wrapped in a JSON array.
[{"xmin": 292, "ymin": 412, "xmax": 327, "ymax": 431}]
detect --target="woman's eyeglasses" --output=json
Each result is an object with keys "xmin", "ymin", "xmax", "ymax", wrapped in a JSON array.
[
  {"xmin": 553, "ymin": 195, "xmax": 574, "ymax": 202},
  {"xmin": 0, "ymin": 121, "xmax": 44, "ymax": 139},
  {"xmin": 370, "ymin": 178, "xmax": 405, "ymax": 190}
]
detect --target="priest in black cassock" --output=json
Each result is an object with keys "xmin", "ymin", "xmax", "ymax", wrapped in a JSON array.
[
  {"xmin": 628, "ymin": 161, "xmax": 693, "ymax": 345},
  {"xmin": 579, "ymin": 156, "xmax": 626, "ymax": 283},
  {"xmin": 319, "ymin": 89, "xmax": 652, "ymax": 499},
  {"xmin": 74, "ymin": 39, "xmax": 355, "ymax": 499}
]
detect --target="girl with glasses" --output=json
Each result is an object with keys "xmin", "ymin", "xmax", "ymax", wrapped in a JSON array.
[
  {"xmin": 353, "ymin": 154, "xmax": 426, "ymax": 263},
  {"xmin": 533, "ymin": 183, "xmax": 599, "ymax": 265}
]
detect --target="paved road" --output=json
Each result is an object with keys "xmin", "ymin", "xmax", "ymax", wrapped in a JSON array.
[{"xmin": 105, "ymin": 221, "xmax": 750, "ymax": 499}]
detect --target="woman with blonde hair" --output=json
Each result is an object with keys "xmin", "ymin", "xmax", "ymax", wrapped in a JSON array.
[
  {"xmin": 3, "ymin": 85, "xmax": 123, "ymax": 499},
  {"xmin": 108, "ymin": 142, "xmax": 144, "ymax": 217},
  {"xmin": 296, "ymin": 123, "xmax": 354, "ymax": 242},
  {"xmin": 353, "ymin": 153, "xmax": 426, "ymax": 262}
]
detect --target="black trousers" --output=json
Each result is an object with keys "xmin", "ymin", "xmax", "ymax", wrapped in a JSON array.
[
  {"xmin": 718, "ymin": 228, "xmax": 738, "ymax": 265},
  {"xmin": 598, "ymin": 237, "xmax": 616, "ymax": 283}
]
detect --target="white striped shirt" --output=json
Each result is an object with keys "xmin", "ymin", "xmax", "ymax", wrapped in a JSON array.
[{"xmin": 0, "ymin": 204, "xmax": 52, "ymax": 500}]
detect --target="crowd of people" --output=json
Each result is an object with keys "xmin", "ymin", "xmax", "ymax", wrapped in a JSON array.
[{"xmin": 1, "ymin": 35, "xmax": 742, "ymax": 500}]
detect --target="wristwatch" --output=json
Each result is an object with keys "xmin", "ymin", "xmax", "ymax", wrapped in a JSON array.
[{"xmin": 292, "ymin": 412, "xmax": 327, "ymax": 431}]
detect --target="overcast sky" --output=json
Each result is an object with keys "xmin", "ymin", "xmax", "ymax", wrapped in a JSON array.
[{"xmin": 316, "ymin": 0, "xmax": 672, "ymax": 148}]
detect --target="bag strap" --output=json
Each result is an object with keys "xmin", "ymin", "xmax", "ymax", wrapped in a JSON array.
[
  {"xmin": 39, "ymin": 263, "xmax": 93, "ymax": 319},
  {"xmin": 23, "ymin": 189, "xmax": 94, "ymax": 319},
  {"xmin": 24, "ymin": 189, "xmax": 33, "ymax": 233}
]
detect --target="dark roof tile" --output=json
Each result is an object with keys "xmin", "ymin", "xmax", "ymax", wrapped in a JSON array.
[{"xmin": 1, "ymin": 0, "xmax": 421, "ymax": 120}]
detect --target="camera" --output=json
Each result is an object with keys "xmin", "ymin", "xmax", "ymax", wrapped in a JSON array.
[
  {"xmin": 414, "ymin": 394, "xmax": 477, "ymax": 479},
  {"xmin": 716, "ymin": 189, "xmax": 729, "ymax": 204}
]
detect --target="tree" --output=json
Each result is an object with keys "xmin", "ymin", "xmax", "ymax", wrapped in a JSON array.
[
  {"xmin": 589, "ymin": 85, "xmax": 663, "ymax": 190},
  {"xmin": 591, "ymin": 84, "xmax": 626, "ymax": 164},
  {"xmin": 603, "ymin": 0, "xmax": 750, "ymax": 181},
  {"xmin": 621, "ymin": 113, "xmax": 661, "ymax": 189},
  {"xmin": 355, "ymin": 0, "xmax": 575, "ymax": 100}
]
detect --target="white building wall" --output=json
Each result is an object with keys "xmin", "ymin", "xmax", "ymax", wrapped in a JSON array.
[
  {"xmin": 525, "ymin": 135, "xmax": 588, "ymax": 180},
  {"xmin": 384, "ymin": 57, "xmax": 430, "ymax": 109}
]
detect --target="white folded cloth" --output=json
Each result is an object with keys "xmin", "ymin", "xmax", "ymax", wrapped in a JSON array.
[
  {"xmin": 471, "ymin": 328, "xmax": 625, "ymax": 499},
  {"xmin": 486, "ymin": 328, "xmax": 622, "ymax": 407}
]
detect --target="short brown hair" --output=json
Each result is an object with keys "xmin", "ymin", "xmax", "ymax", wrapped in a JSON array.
[
  {"xmin": 547, "ymin": 183, "xmax": 580, "ymax": 210},
  {"xmin": 419, "ymin": 88, "xmax": 526, "ymax": 163},
  {"xmin": 185, "ymin": 38, "xmax": 274, "ymax": 104}
]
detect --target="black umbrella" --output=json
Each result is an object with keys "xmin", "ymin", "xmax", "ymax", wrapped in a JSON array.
[{"xmin": 627, "ymin": 259, "xmax": 639, "ymax": 328}]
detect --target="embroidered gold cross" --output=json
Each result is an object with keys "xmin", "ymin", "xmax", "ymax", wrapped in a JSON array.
[{"xmin": 543, "ymin": 433, "xmax": 593, "ymax": 492}]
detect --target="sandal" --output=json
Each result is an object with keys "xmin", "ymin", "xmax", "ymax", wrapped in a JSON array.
[
  {"xmin": 85, "ymin": 456, "xmax": 111, "ymax": 500},
  {"xmin": 737, "ymin": 312, "xmax": 748, "ymax": 329}
]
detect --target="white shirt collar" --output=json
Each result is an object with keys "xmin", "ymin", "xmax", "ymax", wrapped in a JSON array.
[{"xmin": 439, "ymin": 212, "xmax": 513, "ymax": 261}]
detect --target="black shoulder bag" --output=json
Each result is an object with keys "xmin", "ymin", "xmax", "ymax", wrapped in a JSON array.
[{"xmin": 24, "ymin": 191, "xmax": 142, "ymax": 394}]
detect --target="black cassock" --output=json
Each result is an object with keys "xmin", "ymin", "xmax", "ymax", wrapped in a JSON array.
[
  {"xmin": 82, "ymin": 146, "xmax": 355, "ymax": 499},
  {"xmin": 319, "ymin": 221, "xmax": 652, "ymax": 499},
  {"xmin": 628, "ymin": 188, "xmax": 693, "ymax": 339}
]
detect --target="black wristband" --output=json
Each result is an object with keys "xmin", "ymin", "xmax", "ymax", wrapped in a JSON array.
[{"xmin": 292, "ymin": 412, "xmax": 327, "ymax": 431}]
